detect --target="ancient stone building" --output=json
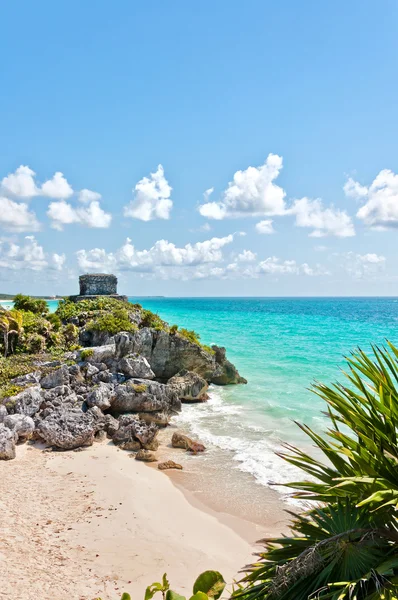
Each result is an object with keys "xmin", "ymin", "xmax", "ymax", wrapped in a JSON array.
[
  {"xmin": 69, "ymin": 273, "xmax": 127, "ymax": 302},
  {"xmin": 79, "ymin": 273, "xmax": 117, "ymax": 296}
]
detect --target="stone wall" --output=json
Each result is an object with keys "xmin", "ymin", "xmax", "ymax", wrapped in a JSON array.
[{"xmin": 79, "ymin": 274, "xmax": 117, "ymax": 296}]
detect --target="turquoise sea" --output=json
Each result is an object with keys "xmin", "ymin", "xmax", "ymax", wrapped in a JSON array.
[
  {"xmin": 2, "ymin": 296, "xmax": 398, "ymax": 494},
  {"xmin": 128, "ymin": 297, "xmax": 398, "ymax": 492}
]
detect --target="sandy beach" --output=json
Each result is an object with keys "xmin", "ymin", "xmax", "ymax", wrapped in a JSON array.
[{"xmin": 0, "ymin": 441, "xmax": 279, "ymax": 600}]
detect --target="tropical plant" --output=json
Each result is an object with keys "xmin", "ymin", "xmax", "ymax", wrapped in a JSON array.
[
  {"xmin": 235, "ymin": 342, "xmax": 398, "ymax": 600},
  {"xmin": 0, "ymin": 309, "xmax": 23, "ymax": 357},
  {"xmin": 145, "ymin": 571, "xmax": 225, "ymax": 600},
  {"xmin": 13, "ymin": 293, "xmax": 49, "ymax": 316}
]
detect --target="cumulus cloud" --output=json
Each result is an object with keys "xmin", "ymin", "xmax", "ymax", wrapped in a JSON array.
[
  {"xmin": 345, "ymin": 169, "xmax": 398, "ymax": 228},
  {"xmin": 124, "ymin": 165, "xmax": 173, "ymax": 221},
  {"xmin": 339, "ymin": 252, "xmax": 386, "ymax": 279},
  {"xmin": 1, "ymin": 165, "xmax": 39, "ymax": 198},
  {"xmin": 255, "ymin": 219, "xmax": 274, "ymax": 234},
  {"xmin": 199, "ymin": 154, "xmax": 286, "ymax": 220},
  {"xmin": 78, "ymin": 189, "xmax": 102, "ymax": 203},
  {"xmin": 76, "ymin": 234, "xmax": 235, "ymax": 273},
  {"xmin": 290, "ymin": 197, "xmax": 355, "ymax": 237},
  {"xmin": 0, "ymin": 197, "xmax": 41, "ymax": 232},
  {"xmin": 0, "ymin": 236, "xmax": 65, "ymax": 271},
  {"xmin": 237, "ymin": 249, "xmax": 257, "ymax": 262},
  {"xmin": 47, "ymin": 200, "xmax": 112, "ymax": 230},
  {"xmin": 40, "ymin": 172, "xmax": 73, "ymax": 199},
  {"xmin": 1, "ymin": 165, "xmax": 73, "ymax": 199}
]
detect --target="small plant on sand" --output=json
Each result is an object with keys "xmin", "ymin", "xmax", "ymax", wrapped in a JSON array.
[{"xmin": 145, "ymin": 571, "xmax": 225, "ymax": 600}]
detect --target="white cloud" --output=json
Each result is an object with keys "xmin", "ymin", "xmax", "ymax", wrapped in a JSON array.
[
  {"xmin": 1, "ymin": 165, "xmax": 39, "ymax": 198},
  {"xmin": 47, "ymin": 200, "xmax": 112, "ymax": 230},
  {"xmin": 199, "ymin": 154, "xmax": 286, "ymax": 220},
  {"xmin": 237, "ymin": 249, "xmax": 257, "ymax": 262},
  {"xmin": 41, "ymin": 171, "xmax": 73, "ymax": 199},
  {"xmin": 255, "ymin": 219, "xmax": 274, "ymax": 234},
  {"xmin": 78, "ymin": 189, "xmax": 102, "ymax": 203},
  {"xmin": 345, "ymin": 169, "xmax": 398, "ymax": 228},
  {"xmin": 0, "ymin": 197, "xmax": 41, "ymax": 232},
  {"xmin": 203, "ymin": 188, "xmax": 214, "ymax": 200},
  {"xmin": 124, "ymin": 164, "xmax": 173, "ymax": 221},
  {"xmin": 1, "ymin": 166, "xmax": 74, "ymax": 200},
  {"xmin": 76, "ymin": 234, "xmax": 236, "ymax": 273},
  {"xmin": 290, "ymin": 197, "xmax": 355, "ymax": 237},
  {"xmin": 343, "ymin": 177, "xmax": 368, "ymax": 200},
  {"xmin": 339, "ymin": 252, "xmax": 386, "ymax": 279},
  {"xmin": 257, "ymin": 257, "xmax": 299, "ymax": 275},
  {"xmin": 0, "ymin": 236, "xmax": 64, "ymax": 271}
]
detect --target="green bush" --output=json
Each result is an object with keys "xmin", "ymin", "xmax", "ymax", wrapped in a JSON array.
[
  {"xmin": 47, "ymin": 313, "xmax": 62, "ymax": 331},
  {"xmin": 87, "ymin": 307, "xmax": 138, "ymax": 336},
  {"xmin": 178, "ymin": 328, "xmax": 201, "ymax": 345},
  {"xmin": 140, "ymin": 309, "xmax": 166, "ymax": 331},
  {"xmin": 13, "ymin": 294, "xmax": 49, "ymax": 316},
  {"xmin": 0, "ymin": 354, "xmax": 38, "ymax": 385},
  {"xmin": 80, "ymin": 348, "xmax": 94, "ymax": 361},
  {"xmin": 170, "ymin": 324, "xmax": 179, "ymax": 335},
  {"xmin": 23, "ymin": 332, "xmax": 46, "ymax": 354},
  {"xmin": 22, "ymin": 311, "xmax": 51, "ymax": 336},
  {"xmin": 56, "ymin": 297, "xmax": 140, "ymax": 321},
  {"xmin": 62, "ymin": 323, "xmax": 79, "ymax": 347},
  {"xmin": 0, "ymin": 383, "xmax": 23, "ymax": 400}
]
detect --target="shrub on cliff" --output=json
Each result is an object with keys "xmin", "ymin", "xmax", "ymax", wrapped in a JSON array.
[
  {"xmin": 235, "ymin": 342, "xmax": 398, "ymax": 600},
  {"xmin": 13, "ymin": 294, "xmax": 49, "ymax": 316},
  {"xmin": 86, "ymin": 307, "xmax": 138, "ymax": 336}
]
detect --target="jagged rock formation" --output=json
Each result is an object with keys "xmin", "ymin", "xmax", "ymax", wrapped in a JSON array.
[{"xmin": 0, "ymin": 296, "xmax": 246, "ymax": 459}]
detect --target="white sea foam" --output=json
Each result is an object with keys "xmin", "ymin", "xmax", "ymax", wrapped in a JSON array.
[{"xmin": 172, "ymin": 388, "xmax": 309, "ymax": 501}]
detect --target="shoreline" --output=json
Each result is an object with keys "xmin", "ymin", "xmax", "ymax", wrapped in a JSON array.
[{"xmin": 0, "ymin": 440, "xmax": 275, "ymax": 600}]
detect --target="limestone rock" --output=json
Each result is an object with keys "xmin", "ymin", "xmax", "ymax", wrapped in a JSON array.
[
  {"xmin": 120, "ymin": 440, "xmax": 141, "ymax": 451},
  {"xmin": 79, "ymin": 344, "xmax": 116, "ymax": 364},
  {"xmin": 103, "ymin": 414, "xmax": 119, "ymax": 437},
  {"xmin": 3, "ymin": 414, "xmax": 35, "ymax": 443},
  {"xmin": 112, "ymin": 414, "xmax": 158, "ymax": 448},
  {"xmin": 167, "ymin": 370, "xmax": 208, "ymax": 402},
  {"xmin": 135, "ymin": 449, "xmax": 157, "ymax": 462},
  {"xmin": 172, "ymin": 432, "xmax": 206, "ymax": 453},
  {"xmin": 11, "ymin": 370, "xmax": 41, "ymax": 387},
  {"xmin": 158, "ymin": 460, "xmax": 183, "ymax": 470},
  {"xmin": 0, "ymin": 405, "xmax": 7, "ymax": 423},
  {"xmin": 37, "ymin": 409, "xmax": 96, "ymax": 450},
  {"xmin": 0, "ymin": 424, "xmax": 16, "ymax": 460},
  {"xmin": 111, "ymin": 379, "xmax": 181, "ymax": 414},
  {"xmin": 138, "ymin": 411, "xmax": 170, "ymax": 427},
  {"xmin": 114, "ymin": 328, "xmax": 246, "ymax": 385},
  {"xmin": 40, "ymin": 365, "xmax": 70, "ymax": 389},
  {"xmin": 13, "ymin": 385, "xmax": 43, "ymax": 417},
  {"xmin": 86, "ymin": 382, "xmax": 114, "ymax": 411},
  {"xmin": 118, "ymin": 356, "xmax": 155, "ymax": 380}
]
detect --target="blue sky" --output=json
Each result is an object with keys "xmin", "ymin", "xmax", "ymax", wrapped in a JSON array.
[{"xmin": 1, "ymin": 0, "xmax": 398, "ymax": 296}]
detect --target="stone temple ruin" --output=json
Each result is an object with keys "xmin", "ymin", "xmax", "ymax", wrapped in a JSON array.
[{"xmin": 69, "ymin": 273, "xmax": 128, "ymax": 302}]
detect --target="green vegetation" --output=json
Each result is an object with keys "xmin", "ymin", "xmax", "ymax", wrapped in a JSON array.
[
  {"xmin": 13, "ymin": 293, "xmax": 49, "ymax": 316},
  {"xmin": 234, "ymin": 342, "xmax": 398, "ymax": 600},
  {"xmin": 145, "ymin": 571, "xmax": 225, "ymax": 600},
  {"xmin": 86, "ymin": 306, "xmax": 138, "ymax": 335},
  {"xmin": 177, "ymin": 328, "xmax": 215, "ymax": 355},
  {"xmin": 56, "ymin": 296, "xmax": 135, "ymax": 321},
  {"xmin": 133, "ymin": 383, "xmax": 147, "ymax": 393},
  {"xmin": 0, "ymin": 383, "xmax": 23, "ymax": 400},
  {"xmin": 80, "ymin": 348, "xmax": 94, "ymax": 361},
  {"xmin": 0, "ymin": 309, "xmax": 23, "ymax": 357},
  {"xmin": 141, "ymin": 309, "xmax": 167, "ymax": 331}
]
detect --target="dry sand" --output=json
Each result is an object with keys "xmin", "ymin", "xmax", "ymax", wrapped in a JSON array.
[{"xmin": 0, "ymin": 441, "xmax": 269, "ymax": 600}]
